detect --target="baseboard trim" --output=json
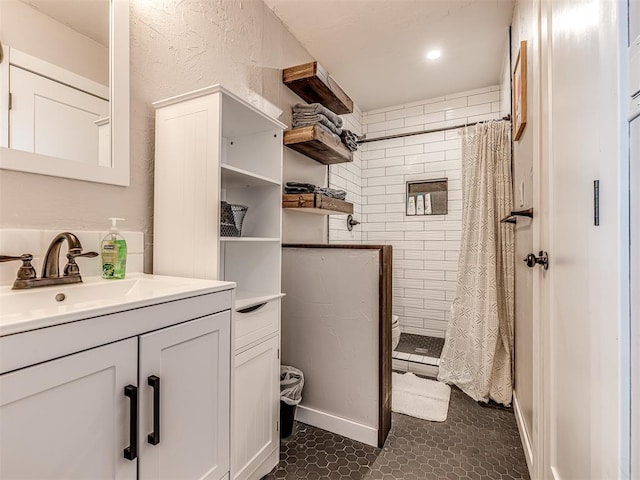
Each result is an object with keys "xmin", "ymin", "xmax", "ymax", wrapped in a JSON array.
[
  {"xmin": 513, "ymin": 391, "xmax": 534, "ymax": 478},
  {"xmin": 295, "ymin": 404, "xmax": 378, "ymax": 447}
]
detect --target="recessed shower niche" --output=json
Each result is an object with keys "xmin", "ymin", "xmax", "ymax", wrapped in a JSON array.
[{"xmin": 405, "ymin": 178, "xmax": 448, "ymax": 216}]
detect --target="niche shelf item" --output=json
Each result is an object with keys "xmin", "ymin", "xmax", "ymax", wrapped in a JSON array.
[
  {"xmin": 282, "ymin": 193, "xmax": 354, "ymax": 215},
  {"xmin": 153, "ymin": 84, "xmax": 284, "ymax": 480},
  {"xmin": 500, "ymin": 208, "xmax": 534, "ymax": 224},
  {"xmin": 283, "ymin": 61, "xmax": 354, "ymax": 114},
  {"xmin": 284, "ymin": 125, "xmax": 353, "ymax": 165}
]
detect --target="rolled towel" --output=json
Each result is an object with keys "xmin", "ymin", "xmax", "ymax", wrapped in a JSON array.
[
  {"xmin": 340, "ymin": 129, "xmax": 359, "ymax": 152},
  {"xmin": 293, "ymin": 103, "xmax": 343, "ymax": 128},
  {"xmin": 292, "ymin": 113, "xmax": 343, "ymax": 136}
]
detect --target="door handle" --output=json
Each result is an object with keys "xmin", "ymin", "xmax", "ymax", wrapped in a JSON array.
[
  {"xmin": 124, "ymin": 385, "xmax": 138, "ymax": 460},
  {"xmin": 147, "ymin": 375, "xmax": 160, "ymax": 445},
  {"xmin": 524, "ymin": 251, "xmax": 549, "ymax": 270}
]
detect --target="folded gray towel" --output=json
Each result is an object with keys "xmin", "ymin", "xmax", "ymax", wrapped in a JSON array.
[
  {"xmin": 314, "ymin": 122, "xmax": 343, "ymax": 142},
  {"xmin": 315, "ymin": 187, "xmax": 347, "ymax": 200},
  {"xmin": 284, "ymin": 182, "xmax": 315, "ymax": 194},
  {"xmin": 284, "ymin": 182, "xmax": 347, "ymax": 200},
  {"xmin": 293, "ymin": 103, "xmax": 343, "ymax": 128},
  {"xmin": 292, "ymin": 113, "xmax": 343, "ymax": 136}
]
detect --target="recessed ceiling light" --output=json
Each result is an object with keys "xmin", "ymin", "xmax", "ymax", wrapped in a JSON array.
[{"xmin": 426, "ymin": 49, "xmax": 442, "ymax": 60}]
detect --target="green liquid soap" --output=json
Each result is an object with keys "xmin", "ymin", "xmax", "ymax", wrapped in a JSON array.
[
  {"xmin": 101, "ymin": 238, "xmax": 127, "ymax": 279},
  {"xmin": 101, "ymin": 217, "xmax": 127, "ymax": 279}
]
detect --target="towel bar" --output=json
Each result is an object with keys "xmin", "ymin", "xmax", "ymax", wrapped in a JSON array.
[{"xmin": 500, "ymin": 208, "xmax": 533, "ymax": 224}]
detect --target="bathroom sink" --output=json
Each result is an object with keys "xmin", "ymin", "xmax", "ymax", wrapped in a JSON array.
[{"xmin": 0, "ymin": 273, "xmax": 235, "ymax": 335}]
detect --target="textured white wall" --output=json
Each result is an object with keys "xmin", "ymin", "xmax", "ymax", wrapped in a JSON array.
[
  {"xmin": 358, "ymin": 86, "xmax": 501, "ymax": 338},
  {"xmin": 0, "ymin": 0, "xmax": 332, "ymax": 268}
]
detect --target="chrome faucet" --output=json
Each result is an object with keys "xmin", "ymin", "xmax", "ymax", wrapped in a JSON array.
[{"xmin": 2, "ymin": 232, "xmax": 98, "ymax": 289}]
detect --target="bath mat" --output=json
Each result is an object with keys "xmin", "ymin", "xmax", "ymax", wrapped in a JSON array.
[{"xmin": 392, "ymin": 372, "xmax": 451, "ymax": 422}]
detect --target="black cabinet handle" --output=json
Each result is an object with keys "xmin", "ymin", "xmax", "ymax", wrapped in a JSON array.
[
  {"xmin": 147, "ymin": 375, "xmax": 160, "ymax": 445},
  {"xmin": 237, "ymin": 302, "xmax": 267, "ymax": 314},
  {"xmin": 124, "ymin": 385, "xmax": 138, "ymax": 461}
]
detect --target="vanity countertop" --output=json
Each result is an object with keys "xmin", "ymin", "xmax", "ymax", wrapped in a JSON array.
[{"xmin": 0, "ymin": 273, "xmax": 235, "ymax": 337}]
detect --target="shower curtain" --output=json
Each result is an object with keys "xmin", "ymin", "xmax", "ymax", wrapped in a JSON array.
[{"xmin": 437, "ymin": 121, "xmax": 515, "ymax": 406}]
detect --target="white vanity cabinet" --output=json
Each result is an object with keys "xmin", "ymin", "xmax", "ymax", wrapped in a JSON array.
[
  {"xmin": 138, "ymin": 313, "xmax": 230, "ymax": 480},
  {"xmin": 0, "ymin": 282, "xmax": 234, "ymax": 480},
  {"xmin": 153, "ymin": 85, "xmax": 285, "ymax": 480},
  {"xmin": 232, "ymin": 303, "xmax": 281, "ymax": 480},
  {"xmin": 0, "ymin": 338, "xmax": 138, "ymax": 480}
]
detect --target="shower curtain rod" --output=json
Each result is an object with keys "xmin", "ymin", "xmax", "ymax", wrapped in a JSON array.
[{"xmin": 357, "ymin": 114, "xmax": 511, "ymax": 144}]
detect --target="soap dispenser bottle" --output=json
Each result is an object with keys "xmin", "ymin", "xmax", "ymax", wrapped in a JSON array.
[{"xmin": 101, "ymin": 218, "xmax": 127, "ymax": 279}]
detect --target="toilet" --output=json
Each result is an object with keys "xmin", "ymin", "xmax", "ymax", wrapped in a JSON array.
[{"xmin": 391, "ymin": 315, "xmax": 401, "ymax": 350}]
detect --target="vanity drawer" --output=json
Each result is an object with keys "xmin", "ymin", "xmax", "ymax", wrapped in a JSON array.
[{"xmin": 234, "ymin": 299, "xmax": 279, "ymax": 351}]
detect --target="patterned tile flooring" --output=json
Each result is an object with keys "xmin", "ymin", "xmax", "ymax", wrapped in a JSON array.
[
  {"xmin": 264, "ymin": 386, "xmax": 529, "ymax": 480},
  {"xmin": 396, "ymin": 334, "xmax": 445, "ymax": 359}
]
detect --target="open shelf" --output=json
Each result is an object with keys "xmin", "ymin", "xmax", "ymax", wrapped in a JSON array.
[
  {"xmin": 282, "ymin": 193, "xmax": 354, "ymax": 215},
  {"xmin": 283, "ymin": 61, "xmax": 353, "ymax": 115},
  {"xmin": 235, "ymin": 291, "xmax": 285, "ymax": 311},
  {"xmin": 284, "ymin": 126, "xmax": 353, "ymax": 165},
  {"xmin": 221, "ymin": 164, "xmax": 280, "ymax": 187}
]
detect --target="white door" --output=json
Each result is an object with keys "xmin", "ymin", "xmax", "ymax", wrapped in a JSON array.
[
  {"xmin": 232, "ymin": 336, "xmax": 280, "ymax": 480},
  {"xmin": 0, "ymin": 338, "xmax": 137, "ymax": 480},
  {"xmin": 537, "ymin": 0, "xmax": 625, "ymax": 478},
  {"xmin": 138, "ymin": 312, "xmax": 231, "ymax": 480}
]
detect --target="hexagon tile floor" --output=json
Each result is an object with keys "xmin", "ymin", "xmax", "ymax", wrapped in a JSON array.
[{"xmin": 264, "ymin": 386, "xmax": 530, "ymax": 480}]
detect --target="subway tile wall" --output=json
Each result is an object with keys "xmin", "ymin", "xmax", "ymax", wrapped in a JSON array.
[
  {"xmin": 350, "ymin": 85, "xmax": 501, "ymax": 337},
  {"xmin": 329, "ymin": 105, "xmax": 363, "ymax": 243}
]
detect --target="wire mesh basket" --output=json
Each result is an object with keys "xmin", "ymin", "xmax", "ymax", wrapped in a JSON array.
[{"xmin": 220, "ymin": 202, "xmax": 248, "ymax": 237}]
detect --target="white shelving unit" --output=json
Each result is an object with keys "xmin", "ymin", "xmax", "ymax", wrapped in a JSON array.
[
  {"xmin": 152, "ymin": 85, "xmax": 285, "ymax": 309},
  {"xmin": 153, "ymin": 85, "xmax": 285, "ymax": 480}
]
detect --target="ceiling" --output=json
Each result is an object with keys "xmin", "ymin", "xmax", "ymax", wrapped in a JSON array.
[
  {"xmin": 21, "ymin": 0, "xmax": 109, "ymax": 48},
  {"xmin": 264, "ymin": 0, "xmax": 515, "ymax": 111}
]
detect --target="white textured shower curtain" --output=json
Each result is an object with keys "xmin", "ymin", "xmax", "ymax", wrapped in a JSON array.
[{"xmin": 437, "ymin": 121, "xmax": 515, "ymax": 406}]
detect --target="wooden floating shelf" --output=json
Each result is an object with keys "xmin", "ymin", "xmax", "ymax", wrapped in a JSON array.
[
  {"xmin": 283, "ymin": 193, "xmax": 354, "ymax": 215},
  {"xmin": 283, "ymin": 61, "xmax": 354, "ymax": 115},
  {"xmin": 284, "ymin": 126, "xmax": 353, "ymax": 165}
]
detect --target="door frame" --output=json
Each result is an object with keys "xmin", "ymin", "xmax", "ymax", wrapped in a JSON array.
[
  {"xmin": 531, "ymin": 1, "xmax": 631, "ymax": 478},
  {"xmin": 531, "ymin": 1, "xmax": 548, "ymax": 476}
]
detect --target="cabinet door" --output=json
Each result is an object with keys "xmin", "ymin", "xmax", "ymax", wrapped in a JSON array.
[
  {"xmin": 233, "ymin": 336, "xmax": 279, "ymax": 480},
  {"xmin": 0, "ymin": 338, "xmax": 137, "ymax": 480},
  {"xmin": 139, "ymin": 312, "xmax": 231, "ymax": 480}
]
